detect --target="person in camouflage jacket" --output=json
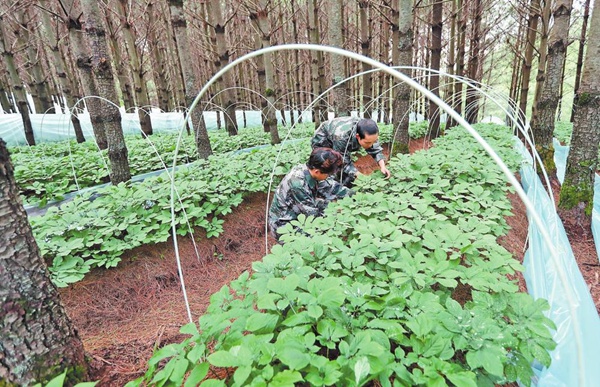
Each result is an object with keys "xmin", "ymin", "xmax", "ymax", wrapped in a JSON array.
[
  {"xmin": 268, "ymin": 147, "xmax": 352, "ymax": 241},
  {"xmin": 311, "ymin": 116, "xmax": 391, "ymax": 187}
]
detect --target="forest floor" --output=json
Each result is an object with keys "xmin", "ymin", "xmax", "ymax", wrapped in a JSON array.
[{"xmin": 59, "ymin": 139, "xmax": 600, "ymax": 386}]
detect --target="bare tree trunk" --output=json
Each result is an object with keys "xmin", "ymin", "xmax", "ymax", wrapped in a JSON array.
[
  {"xmin": 290, "ymin": 0, "xmax": 303, "ymax": 123},
  {"xmin": 0, "ymin": 139, "xmax": 88, "ymax": 385},
  {"xmin": 328, "ymin": 0, "xmax": 349, "ymax": 117},
  {"xmin": 570, "ymin": 0, "xmax": 591, "ymax": 123},
  {"xmin": 103, "ymin": 10, "xmax": 135, "ymax": 111},
  {"xmin": 147, "ymin": 3, "xmax": 170, "ymax": 112},
  {"xmin": 517, "ymin": 0, "xmax": 541, "ymax": 126},
  {"xmin": 0, "ymin": 75, "xmax": 14, "ymax": 113},
  {"xmin": 530, "ymin": 0, "xmax": 552, "ymax": 126},
  {"xmin": 80, "ymin": 0, "xmax": 131, "ymax": 183},
  {"xmin": 116, "ymin": 0, "xmax": 154, "ymax": 136},
  {"xmin": 507, "ymin": 10, "xmax": 525, "ymax": 126},
  {"xmin": 248, "ymin": 0, "xmax": 280, "ymax": 143},
  {"xmin": 206, "ymin": 0, "xmax": 238, "ymax": 136},
  {"xmin": 38, "ymin": 0, "xmax": 86, "ymax": 143},
  {"xmin": 67, "ymin": 3, "xmax": 108, "ymax": 149},
  {"xmin": 428, "ymin": 0, "xmax": 442, "ymax": 137},
  {"xmin": 0, "ymin": 13, "xmax": 35, "ymax": 145},
  {"xmin": 391, "ymin": 0, "xmax": 413, "ymax": 156},
  {"xmin": 465, "ymin": 0, "xmax": 483, "ymax": 124},
  {"xmin": 448, "ymin": 0, "xmax": 466, "ymax": 129},
  {"xmin": 17, "ymin": 8, "xmax": 54, "ymax": 114},
  {"xmin": 531, "ymin": 0, "xmax": 573, "ymax": 179},
  {"xmin": 359, "ymin": 0, "xmax": 373, "ymax": 118},
  {"xmin": 558, "ymin": 0, "xmax": 600, "ymax": 231},
  {"xmin": 169, "ymin": 0, "xmax": 212, "ymax": 158},
  {"xmin": 307, "ymin": 0, "xmax": 324, "ymax": 127}
]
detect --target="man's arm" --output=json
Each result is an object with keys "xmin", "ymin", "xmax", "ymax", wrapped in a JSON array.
[
  {"xmin": 289, "ymin": 184, "xmax": 326, "ymax": 217},
  {"xmin": 317, "ymin": 177, "xmax": 354, "ymax": 201}
]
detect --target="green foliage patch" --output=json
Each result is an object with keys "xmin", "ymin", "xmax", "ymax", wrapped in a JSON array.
[
  {"xmin": 31, "ymin": 141, "xmax": 309, "ymax": 287},
  {"xmin": 129, "ymin": 124, "xmax": 555, "ymax": 387}
]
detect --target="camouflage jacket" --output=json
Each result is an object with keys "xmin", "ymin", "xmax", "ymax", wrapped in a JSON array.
[
  {"xmin": 310, "ymin": 116, "xmax": 385, "ymax": 165},
  {"xmin": 268, "ymin": 164, "xmax": 350, "ymax": 238}
]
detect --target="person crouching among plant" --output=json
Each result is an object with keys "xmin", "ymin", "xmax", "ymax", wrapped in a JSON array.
[
  {"xmin": 311, "ymin": 116, "xmax": 391, "ymax": 188},
  {"xmin": 268, "ymin": 147, "xmax": 352, "ymax": 242}
]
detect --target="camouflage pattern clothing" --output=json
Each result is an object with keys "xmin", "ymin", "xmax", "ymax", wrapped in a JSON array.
[
  {"xmin": 268, "ymin": 164, "xmax": 351, "ymax": 240},
  {"xmin": 311, "ymin": 116, "xmax": 385, "ymax": 186}
]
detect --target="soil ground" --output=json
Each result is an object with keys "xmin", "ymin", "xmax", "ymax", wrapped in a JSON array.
[{"xmin": 59, "ymin": 139, "xmax": 600, "ymax": 386}]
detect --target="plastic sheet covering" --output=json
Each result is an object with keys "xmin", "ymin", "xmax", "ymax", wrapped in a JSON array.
[
  {"xmin": 552, "ymin": 138, "xmax": 600, "ymax": 262},
  {"xmin": 0, "ymin": 109, "xmax": 315, "ymax": 146},
  {"xmin": 517, "ymin": 140, "xmax": 600, "ymax": 386}
]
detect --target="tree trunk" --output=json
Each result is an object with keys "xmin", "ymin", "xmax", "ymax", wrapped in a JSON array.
[
  {"xmin": 116, "ymin": 0, "xmax": 154, "ymax": 136},
  {"xmin": 465, "ymin": 0, "xmax": 483, "ymax": 124},
  {"xmin": 206, "ymin": 0, "xmax": 238, "ymax": 136},
  {"xmin": 391, "ymin": 0, "xmax": 413, "ymax": 156},
  {"xmin": 448, "ymin": 0, "xmax": 466, "ymax": 129},
  {"xmin": 308, "ymin": 0, "xmax": 323, "ymax": 127},
  {"xmin": 507, "ymin": 10, "xmax": 525, "ymax": 127},
  {"xmin": 359, "ymin": 0, "xmax": 373, "ymax": 118},
  {"xmin": 103, "ymin": 10, "xmax": 135, "ymax": 111},
  {"xmin": 17, "ymin": 8, "xmax": 54, "ymax": 115},
  {"xmin": 169, "ymin": 0, "xmax": 212, "ymax": 158},
  {"xmin": 570, "ymin": 0, "xmax": 591, "ymax": 123},
  {"xmin": 531, "ymin": 0, "xmax": 573, "ymax": 179},
  {"xmin": 530, "ymin": 0, "xmax": 552, "ymax": 126},
  {"xmin": 328, "ymin": 0, "xmax": 349, "ymax": 117},
  {"xmin": 0, "ymin": 75, "xmax": 14, "ymax": 113},
  {"xmin": 248, "ymin": 0, "xmax": 281, "ymax": 144},
  {"xmin": 80, "ymin": 0, "xmax": 131, "ymax": 184},
  {"xmin": 147, "ymin": 3, "xmax": 170, "ymax": 112},
  {"xmin": 0, "ymin": 13, "xmax": 35, "ymax": 145},
  {"xmin": 290, "ymin": 0, "xmax": 303, "ymax": 123},
  {"xmin": 67, "ymin": 4, "xmax": 108, "ymax": 149},
  {"xmin": 38, "ymin": 0, "xmax": 86, "ymax": 143},
  {"xmin": 517, "ymin": 0, "xmax": 541, "ymax": 126},
  {"xmin": 0, "ymin": 139, "xmax": 88, "ymax": 385},
  {"xmin": 428, "ymin": 0, "xmax": 442, "ymax": 137},
  {"xmin": 558, "ymin": 0, "xmax": 600, "ymax": 231}
]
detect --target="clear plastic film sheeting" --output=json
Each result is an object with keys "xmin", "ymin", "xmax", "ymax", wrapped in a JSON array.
[
  {"xmin": 517, "ymin": 140, "xmax": 600, "ymax": 386},
  {"xmin": 0, "ymin": 110, "xmax": 311, "ymax": 146}
]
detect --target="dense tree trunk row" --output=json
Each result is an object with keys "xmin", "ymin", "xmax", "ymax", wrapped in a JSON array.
[{"xmin": 0, "ymin": 0, "xmax": 597, "ymax": 221}]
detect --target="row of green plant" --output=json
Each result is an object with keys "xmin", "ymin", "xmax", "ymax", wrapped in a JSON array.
[
  {"xmin": 129, "ymin": 124, "xmax": 555, "ymax": 387},
  {"xmin": 11, "ymin": 124, "xmax": 316, "ymax": 206},
  {"xmin": 12, "ymin": 120, "xmax": 430, "ymax": 207},
  {"xmin": 31, "ymin": 140, "xmax": 309, "ymax": 287}
]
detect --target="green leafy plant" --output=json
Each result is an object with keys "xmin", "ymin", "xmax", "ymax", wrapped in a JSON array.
[{"xmin": 130, "ymin": 124, "xmax": 555, "ymax": 387}]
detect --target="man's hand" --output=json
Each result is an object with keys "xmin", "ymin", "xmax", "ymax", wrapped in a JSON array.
[{"xmin": 380, "ymin": 166, "xmax": 391, "ymax": 179}]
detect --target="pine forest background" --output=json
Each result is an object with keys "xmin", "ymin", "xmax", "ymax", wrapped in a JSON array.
[{"xmin": 0, "ymin": 0, "xmax": 590, "ymax": 146}]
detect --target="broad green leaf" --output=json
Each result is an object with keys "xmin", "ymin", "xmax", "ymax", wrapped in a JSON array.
[
  {"xmin": 446, "ymin": 371, "xmax": 477, "ymax": 387},
  {"xmin": 169, "ymin": 356, "xmax": 189, "ymax": 383},
  {"xmin": 277, "ymin": 347, "xmax": 310, "ymax": 370},
  {"xmin": 149, "ymin": 343, "xmax": 182, "ymax": 366},
  {"xmin": 270, "ymin": 370, "xmax": 303, "ymax": 386},
  {"xmin": 245, "ymin": 312, "xmax": 279, "ymax": 334},
  {"xmin": 41, "ymin": 371, "xmax": 66, "ymax": 387},
  {"xmin": 207, "ymin": 350, "xmax": 238, "ymax": 367},
  {"xmin": 354, "ymin": 357, "xmax": 371, "ymax": 385},
  {"xmin": 233, "ymin": 365, "xmax": 251, "ymax": 386},
  {"xmin": 183, "ymin": 363, "xmax": 209, "ymax": 387}
]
